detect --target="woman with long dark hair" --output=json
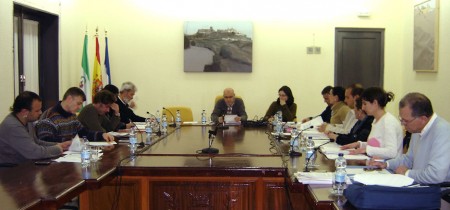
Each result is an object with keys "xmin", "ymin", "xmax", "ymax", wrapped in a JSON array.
[{"xmin": 264, "ymin": 86, "xmax": 297, "ymax": 122}]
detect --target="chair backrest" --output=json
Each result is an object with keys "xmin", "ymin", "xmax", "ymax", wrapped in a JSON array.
[
  {"xmin": 214, "ymin": 95, "xmax": 242, "ymax": 105},
  {"xmin": 162, "ymin": 106, "xmax": 194, "ymax": 123}
]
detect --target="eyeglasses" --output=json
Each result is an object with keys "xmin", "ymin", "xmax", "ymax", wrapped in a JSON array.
[
  {"xmin": 398, "ymin": 116, "xmax": 418, "ymax": 125},
  {"xmin": 223, "ymin": 96, "xmax": 234, "ymax": 99}
]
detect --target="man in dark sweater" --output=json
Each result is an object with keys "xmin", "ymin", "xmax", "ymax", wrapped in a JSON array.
[
  {"xmin": 77, "ymin": 90, "xmax": 120, "ymax": 132},
  {"xmin": 35, "ymin": 87, "xmax": 114, "ymax": 143}
]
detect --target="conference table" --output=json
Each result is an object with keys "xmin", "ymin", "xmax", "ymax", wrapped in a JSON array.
[{"xmin": 0, "ymin": 124, "xmax": 360, "ymax": 210}]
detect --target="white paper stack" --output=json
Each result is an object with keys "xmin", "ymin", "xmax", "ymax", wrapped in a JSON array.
[
  {"xmin": 295, "ymin": 172, "xmax": 352, "ymax": 184},
  {"xmin": 353, "ymin": 173, "xmax": 414, "ymax": 187}
]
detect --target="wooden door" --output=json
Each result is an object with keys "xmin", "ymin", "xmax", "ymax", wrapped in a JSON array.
[{"xmin": 335, "ymin": 28, "xmax": 385, "ymax": 88}]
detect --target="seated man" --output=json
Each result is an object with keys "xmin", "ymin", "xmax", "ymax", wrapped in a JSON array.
[
  {"xmin": 77, "ymin": 90, "xmax": 120, "ymax": 132},
  {"xmin": 211, "ymin": 88, "xmax": 247, "ymax": 123},
  {"xmin": 319, "ymin": 84, "xmax": 363, "ymax": 134},
  {"xmin": 117, "ymin": 82, "xmax": 146, "ymax": 123},
  {"xmin": 0, "ymin": 91, "xmax": 71, "ymax": 164},
  {"xmin": 325, "ymin": 86, "xmax": 350, "ymax": 125},
  {"xmin": 369, "ymin": 92, "xmax": 450, "ymax": 208},
  {"xmin": 302, "ymin": 85, "xmax": 333, "ymax": 123},
  {"xmin": 36, "ymin": 87, "xmax": 114, "ymax": 142},
  {"xmin": 326, "ymin": 98, "xmax": 373, "ymax": 145},
  {"xmin": 103, "ymin": 84, "xmax": 132, "ymax": 130},
  {"xmin": 371, "ymin": 92, "xmax": 450, "ymax": 181}
]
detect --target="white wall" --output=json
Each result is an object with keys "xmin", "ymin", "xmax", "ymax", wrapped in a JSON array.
[{"xmin": 1, "ymin": 0, "xmax": 449, "ymax": 121}]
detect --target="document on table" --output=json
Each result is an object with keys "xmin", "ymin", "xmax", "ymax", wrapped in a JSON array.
[
  {"xmin": 224, "ymin": 115, "xmax": 241, "ymax": 125},
  {"xmin": 353, "ymin": 173, "xmax": 414, "ymax": 187},
  {"xmin": 53, "ymin": 151, "xmax": 104, "ymax": 163},
  {"xmin": 300, "ymin": 116, "xmax": 323, "ymax": 130},
  {"xmin": 294, "ymin": 172, "xmax": 352, "ymax": 184}
]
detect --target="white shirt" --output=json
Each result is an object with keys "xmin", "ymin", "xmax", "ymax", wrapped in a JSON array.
[{"xmin": 326, "ymin": 110, "xmax": 357, "ymax": 134}]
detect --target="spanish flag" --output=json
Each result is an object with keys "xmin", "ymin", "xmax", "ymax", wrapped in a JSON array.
[{"xmin": 92, "ymin": 35, "xmax": 103, "ymax": 99}]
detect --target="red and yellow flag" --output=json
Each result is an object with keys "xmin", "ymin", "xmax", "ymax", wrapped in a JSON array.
[{"xmin": 92, "ymin": 35, "xmax": 103, "ymax": 99}]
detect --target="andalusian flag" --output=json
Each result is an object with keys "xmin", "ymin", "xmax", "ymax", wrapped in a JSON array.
[
  {"xmin": 80, "ymin": 34, "xmax": 92, "ymax": 105},
  {"xmin": 92, "ymin": 36, "xmax": 103, "ymax": 99},
  {"xmin": 103, "ymin": 36, "xmax": 111, "ymax": 84}
]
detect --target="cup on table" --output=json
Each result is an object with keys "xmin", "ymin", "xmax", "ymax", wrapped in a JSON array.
[{"xmin": 90, "ymin": 146, "xmax": 101, "ymax": 162}]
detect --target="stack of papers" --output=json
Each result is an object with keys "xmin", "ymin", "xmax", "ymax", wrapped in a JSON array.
[
  {"xmin": 353, "ymin": 173, "xmax": 414, "ymax": 187},
  {"xmin": 319, "ymin": 142, "xmax": 370, "ymax": 160},
  {"xmin": 300, "ymin": 117, "xmax": 323, "ymax": 130},
  {"xmin": 108, "ymin": 132, "xmax": 129, "ymax": 137},
  {"xmin": 53, "ymin": 151, "xmax": 104, "ymax": 163},
  {"xmin": 295, "ymin": 172, "xmax": 352, "ymax": 184}
]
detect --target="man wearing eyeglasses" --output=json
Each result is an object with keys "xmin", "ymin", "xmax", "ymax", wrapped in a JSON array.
[
  {"xmin": 370, "ymin": 92, "xmax": 450, "ymax": 185},
  {"xmin": 211, "ymin": 88, "xmax": 247, "ymax": 123}
]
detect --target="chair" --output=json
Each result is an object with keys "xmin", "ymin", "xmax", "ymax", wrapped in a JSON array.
[
  {"xmin": 214, "ymin": 95, "xmax": 242, "ymax": 105},
  {"xmin": 162, "ymin": 106, "xmax": 194, "ymax": 123}
]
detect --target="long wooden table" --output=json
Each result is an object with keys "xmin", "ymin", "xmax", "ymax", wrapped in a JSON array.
[{"xmin": 0, "ymin": 125, "xmax": 352, "ymax": 210}]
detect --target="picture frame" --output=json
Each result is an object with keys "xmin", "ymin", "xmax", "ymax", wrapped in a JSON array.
[
  {"xmin": 183, "ymin": 21, "xmax": 253, "ymax": 73},
  {"xmin": 413, "ymin": 0, "xmax": 439, "ymax": 72}
]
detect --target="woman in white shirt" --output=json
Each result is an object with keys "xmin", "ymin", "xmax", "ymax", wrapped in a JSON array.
[{"xmin": 341, "ymin": 87, "xmax": 403, "ymax": 159}]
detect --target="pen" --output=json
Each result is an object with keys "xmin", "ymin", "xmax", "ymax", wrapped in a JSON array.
[{"xmin": 373, "ymin": 159, "xmax": 385, "ymax": 162}]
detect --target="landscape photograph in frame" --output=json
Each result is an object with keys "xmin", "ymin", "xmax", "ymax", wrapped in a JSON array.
[{"xmin": 184, "ymin": 21, "xmax": 253, "ymax": 73}]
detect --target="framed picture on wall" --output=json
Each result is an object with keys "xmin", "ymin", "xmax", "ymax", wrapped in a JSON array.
[
  {"xmin": 413, "ymin": 0, "xmax": 439, "ymax": 72},
  {"xmin": 183, "ymin": 21, "xmax": 253, "ymax": 73}
]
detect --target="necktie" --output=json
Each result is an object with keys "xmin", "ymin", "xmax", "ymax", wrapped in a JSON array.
[{"xmin": 227, "ymin": 106, "xmax": 232, "ymax": 114}]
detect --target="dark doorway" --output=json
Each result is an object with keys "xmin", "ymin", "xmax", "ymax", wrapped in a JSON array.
[
  {"xmin": 14, "ymin": 4, "xmax": 59, "ymax": 111},
  {"xmin": 335, "ymin": 28, "xmax": 384, "ymax": 88}
]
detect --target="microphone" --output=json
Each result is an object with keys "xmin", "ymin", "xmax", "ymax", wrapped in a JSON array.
[
  {"xmin": 303, "ymin": 139, "xmax": 333, "ymax": 172},
  {"xmin": 289, "ymin": 126, "xmax": 313, "ymax": 157},
  {"xmin": 162, "ymin": 107, "xmax": 176, "ymax": 127},
  {"xmin": 200, "ymin": 127, "xmax": 219, "ymax": 154}
]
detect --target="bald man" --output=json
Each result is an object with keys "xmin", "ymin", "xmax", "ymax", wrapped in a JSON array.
[{"xmin": 211, "ymin": 88, "xmax": 248, "ymax": 123}]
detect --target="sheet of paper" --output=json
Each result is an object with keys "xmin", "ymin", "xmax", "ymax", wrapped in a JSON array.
[
  {"xmin": 89, "ymin": 141, "xmax": 117, "ymax": 146},
  {"xmin": 353, "ymin": 173, "xmax": 414, "ymax": 187},
  {"xmin": 300, "ymin": 116, "xmax": 323, "ymax": 130},
  {"xmin": 68, "ymin": 135, "xmax": 82, "ymax": 152},
  {"xmin": 224, "ymin": 115, "xmax": 241, "ymax": 125},
  {"xmin": 108, "ymin": 132, "xmax": 129, "ymax": 137}
]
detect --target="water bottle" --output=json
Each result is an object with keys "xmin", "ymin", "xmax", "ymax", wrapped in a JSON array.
[
  {"xmin": 290, "ymin": 127, "xmax": 299, "ymax": 151},
  {"xmin": 155, "ymin": 110, "xmax": 161, "ymax": 123},
  {"xmin": 161, "ymin": 114, "xmax": 168, "ymax": 134},
  {"xmin": 145, "ymin": 119, "xmax": 152, "ymax": 145},
  {"xmin": 272, "ymin": 112, "xmax": 279, "ymax": 126},
  {"xmin": 275, "ymin": 120, "xmax": 283, "ymax": 136},
  {"xmin": 129, "ymin": 127, "xmax": 137, "ymax": 157},
  {"xmin": 305, "ymin": 138, "xmax": 316, "ymax": 168},
  {"xmin": 277, "ymin": 110, "xmax": 283, "ymax": 122},
  {"xmin": 129, "ymin": 126, "xmax": 137, "ymax": 145},
  {"xmin": 201, "ymin": 110, "xmax": 207, "ymax": 125},
  {"xmin": 175, "ymin": 110, "xmax": 181, "ymax": 128},
  {"xmin": 333, "ymin": 153, "xmax": 347, "ymax": 195},
  {"xmin": 300, "ymin": 136, "xmax": 311, "ymax": 152},
  {"xmin": 81, "ymin": 137, "xmax": 91, "ymax": 168}
]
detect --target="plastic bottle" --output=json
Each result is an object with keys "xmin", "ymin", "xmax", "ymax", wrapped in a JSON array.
[
  {"xmin": 290, "ymin": 127, "xmax": 299, "ymax": 151},
  {"xmin": 277, "ymin": 110, "xmax": 283, "ymax": 122},
  {"xmin": 201, "ymin": 110, "xmax": 207, "ymax": 125},
  {"xmin": 155, "ymin": 110, "xmax": 161, "ymax": 123},
  {"xmin": 333, "ymin": 153, "xmax": 347, "ymax": 195},
  {"xmin": 272, "ymin": 112, "xmax": 279, "ymax": 126},
  {"xmin": 161, "ymin": 114, "xmax": 168, "ymax": 134},
  {"xmin": 81, "ymin": 137, "xmax": 91, "ymax": 168},
  {"xmin": 145, "ymin": 119, "xmax": 152, "ymax": 145},
  {"xmin": 175, "ymin": 110, "xmax": 181, "ymax": 128},
  {"xmin": 129, "ymin": 127, "xmax": 137, "ymax": 156},
  {"xmin": 305, "ymin": 138, "xmax": 316, "ymax": 168}
]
